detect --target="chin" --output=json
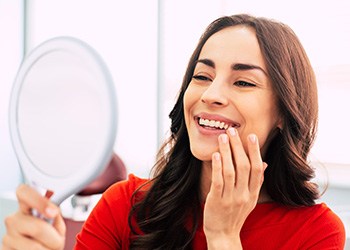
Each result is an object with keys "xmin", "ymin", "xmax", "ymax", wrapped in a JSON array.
[{"xmin": 190, "ymin": 145, "xmax": 216, "ymax": 162}]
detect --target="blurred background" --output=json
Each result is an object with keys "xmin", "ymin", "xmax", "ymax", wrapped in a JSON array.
[{"xmin": 1, "ymin": 0, "xmax": 349, "ymax": 246}]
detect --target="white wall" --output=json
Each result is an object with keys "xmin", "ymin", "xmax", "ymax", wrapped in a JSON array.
[
  {"xmin": 0, "ymin": 0, "xmax": 23, "ymax": 191},
  {"xmin": 26, "ymin": 0, "xmax": 159, "ymax": 178},
  {"xmin": 159, "ymin": 0, "xmax": 350, "ymax": 165},
  {"xmin": 3, "ymin": 0, "xmax": 350, "ymax": 189}
]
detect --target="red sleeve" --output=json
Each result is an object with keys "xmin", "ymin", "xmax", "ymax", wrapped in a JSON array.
[
  {"xmin": 74, "ymin": 174, "xmax": 147, "ymax": 250},
  {"xmin": 300, "ymin": 203, "xmax": 346, "ymax": 249}
]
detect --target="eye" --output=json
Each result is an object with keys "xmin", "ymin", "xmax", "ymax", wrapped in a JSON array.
[
  {"xmin": 192, "ymin": 75, "xmax": 212, "ymax": 82},
  {"xmin": 234, "ymin": 80, "xmax": 256, "ymax": 87}
]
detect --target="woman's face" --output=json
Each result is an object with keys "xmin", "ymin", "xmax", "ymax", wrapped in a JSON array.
[{"xmin": 184, "ymin": 25, "xmax": 281, "ymax": 162}]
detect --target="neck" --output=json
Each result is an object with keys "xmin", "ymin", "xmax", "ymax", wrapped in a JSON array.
[{"xmin": 200, "ymin": 161, "xmax": 272, "ymax": 204}]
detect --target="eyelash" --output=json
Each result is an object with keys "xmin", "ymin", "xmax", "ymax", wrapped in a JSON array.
[
  {"xmin": 192, "ymin": 75, "xmax": 211, "ymax": 81},
  {"xmin": 234, "ymin": 80, "xmax": 256, "ymax": 87},
  {"xmin": 192, "ymin": 75, "xmax": 256, "ymax": 87}
]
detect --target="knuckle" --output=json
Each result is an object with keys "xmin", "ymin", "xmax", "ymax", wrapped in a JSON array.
[
  {"xmin": 212, "ymin": 181, "xmax": 223, "ymax": 191},
  {"xmin": 4, "ymin": 214, "xmax": 15, "ymax": 229},
  {"xmin": 16, "ymin": 184, "xmax": 27, "ymax": 198},
  {"xmin": 243, "ymin": 163, "xmax": 251, "ymax": 169},
  {"xmin": 221, "ymin": 202, "xmax": 231, "ymax": 210},
  {"xmin": 237, "ymin": 162, "xmax": 250, "ymax": 171},
  {"xmin": 2, "ymin": 234, "xmax": 10, "ymax": 247},
  {"xmin": 236, "ymin": 195, "xmax": 249, "ymax": 206},
  {"xmin": 224, "ymin": 171, "xmax": 234, "ymax": 179},
  {"xmin": 253, "ymin": 166, "xmax": 263, "ymax": 176},
  {"xmin": 253, "ymin": 164, "xmax": 263, "ymax": 173}
]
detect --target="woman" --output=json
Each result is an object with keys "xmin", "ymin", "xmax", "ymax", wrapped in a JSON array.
[{"xmin": 2, "ymin": 14, "xmax": 345, "ymax": 250}]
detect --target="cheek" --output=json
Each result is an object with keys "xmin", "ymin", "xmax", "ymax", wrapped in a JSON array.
[
  {"xmin": 183, "ymin": 89, "xmax": 192, "ymax": 126},
  {"xmin": 241, "ymin": 100, "xmax": 280, "ymax": 148},
  {"xmin": 183, "ymin": 84, "xmax": 198, "ymax": 124},
  {"xmin": 258, "ymin": 115, "xmax": 280, "ymax": 151}
]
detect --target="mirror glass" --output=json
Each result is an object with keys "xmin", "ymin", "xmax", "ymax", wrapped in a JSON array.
[{"xmin": 9, "ymin": 37, "xmax": 117, "ymax": 204}]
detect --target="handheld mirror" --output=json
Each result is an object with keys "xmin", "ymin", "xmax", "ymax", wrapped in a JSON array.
[{"xmin": 9, "ymin": 37, "xmax": 117, "ymax": 205}]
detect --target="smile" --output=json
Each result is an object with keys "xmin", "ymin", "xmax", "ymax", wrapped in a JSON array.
[{"xmin": 197, "ymin": 117, "xmax": 240, "ymax": 130}]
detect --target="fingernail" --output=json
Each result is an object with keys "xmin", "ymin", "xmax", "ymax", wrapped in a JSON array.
[
  {"xmin": 249, "ymin": 134, "xmax": 256, "ymax": 144},
  {"xmin": 45, "ymin": 206, "xmax": 58, "ymax": 217},
  {"xmin": 220, "ymin": 134, "xmax": 228, "ymax": 143},
  {"xmin": 228, "ymin": 127, "xmax": 236, "ymax": 136}
]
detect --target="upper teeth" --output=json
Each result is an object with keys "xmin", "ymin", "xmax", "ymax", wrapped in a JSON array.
[{"xmin": 199, "ymin": 118, "xmax": 229, "ymax": 129}]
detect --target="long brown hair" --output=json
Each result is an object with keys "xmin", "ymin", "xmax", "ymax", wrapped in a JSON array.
[{"xmin": 129, "ymin": 14, "xmax": 319, "ymax": 249}]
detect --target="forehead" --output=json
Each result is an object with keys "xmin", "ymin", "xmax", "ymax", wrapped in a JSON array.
[{"xmin": 199, "ymin": 26, "xmax": 267, "ymax": 71}]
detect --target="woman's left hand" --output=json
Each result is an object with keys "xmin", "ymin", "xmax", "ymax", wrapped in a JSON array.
[{"xmin": 203, "ymin": 128, "xmax": 267, "ymax": 250}]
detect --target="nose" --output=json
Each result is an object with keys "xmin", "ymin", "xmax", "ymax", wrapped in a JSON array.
[{"xmin": 200, "ymin": 78, "xmax": 229, "ymax": 106}]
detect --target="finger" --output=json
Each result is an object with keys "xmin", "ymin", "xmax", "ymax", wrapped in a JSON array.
[
  {"xmin": 52, "ymin": 212, "xmax": 66, "ymax": 237},
  {"xmin": 209, "ymin": 152, "xmax": 224, "ymax": 198},
  {"xmin": 2, "ymin": 233, "xmax": 47, "ymax": 250},
  {"xmin": 227, "ymin": 128, "xmax": 250, "ymax": 190},
  {"xmin": 1, "ymin": 235, "xmax": 14, "ymax": 250},
  {"xmin": 6, "ymin": 212, "xmax": 64, "ymax": 249},
  {"xmin": 0, "ymin": 244, "xmax": 13, "ymax": 250},
  {"xmin": 0, "ymin": 242, "xmax": 11, "ymax": 250},
  {"xmin": 247, "ymin": 134, "xmax": 264, "ymax": 194},
  {"xmin": 16, "ymin": 184, "xmax": 59, "ymax": 219},
  {"xmin": 218, "ymin": 134, "xmax": 235, "ymax": 197}
]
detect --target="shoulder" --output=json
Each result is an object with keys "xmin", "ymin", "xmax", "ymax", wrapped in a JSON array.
[
  {"xmin": 242, "ymin": 203, "xmax": 345, "ymax": 249},
  {"xmin": 102, "ymin": 173, "xmax": 149, "ymax": 205},
  {"xmin": 299, "ymin": 203, "xmax": 346, "ymax": 248},
  {"xmin": 249, "ymin": 202, "xmax": 343, "ymax": 225},
  {"xmin": 286, "ymin": 203, "xmax": 345, "ymax": 232},
  {"xmin": 265, "ymin": 202, "xmax": 345, "ymax": 234},
  {"xmin": 303, "ymin": 203, "xmax": 342, "ymax": 222}
]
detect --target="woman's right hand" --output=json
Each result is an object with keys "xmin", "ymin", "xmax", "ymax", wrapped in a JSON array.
[
  {"xmin": 1, "ymin": 184, "xmax": 66, "ymax": 250},
  {"xmin": 203, "ymin": 129, "xmax": 267, "ymax": 250}
]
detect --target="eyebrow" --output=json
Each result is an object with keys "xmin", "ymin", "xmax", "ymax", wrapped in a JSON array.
[{"xmin": 195, "ymin": 58, "xmax": 268, "ymax": 76}]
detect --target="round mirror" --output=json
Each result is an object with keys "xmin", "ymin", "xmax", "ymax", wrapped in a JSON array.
[{"xmin": 9, "ymin": 37, "xmax": 117, "ymax": 204}]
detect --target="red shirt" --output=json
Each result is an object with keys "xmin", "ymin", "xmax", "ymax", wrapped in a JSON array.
[{"xmin": 75, "ymin": 174, "xmax": 345, "ymax": 249}]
